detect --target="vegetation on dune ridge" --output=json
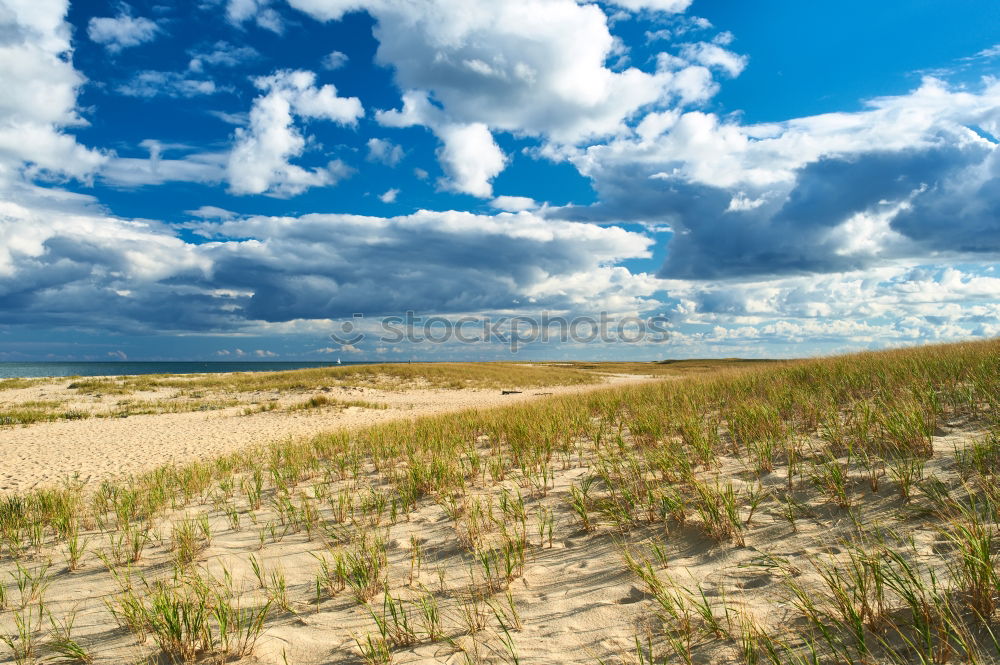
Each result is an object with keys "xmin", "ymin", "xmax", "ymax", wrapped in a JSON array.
[
  {"xmin": 0, "ymin": 395, "xmax": 390, "ymax": 426},
  {"xmin": 1, "ymin": 339, "xmax": 1000, "ymax": 662},
  {"xmin": 544, "ymin": 357, "xmax": 784, "ymax": 376},
  {"xmin": 61, "ymin": 361, "xmax": 599, "ymax": 395},
  {"xmin": 0, "ymin": 363, "xmax": 594, "ymax": 425},
  {"xmin": 0, "ymin": 379, "xmax": 45, "ymax": 392}
]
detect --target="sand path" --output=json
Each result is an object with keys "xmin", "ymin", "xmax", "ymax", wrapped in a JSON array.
[{"xmin": 0, "ymin": 374, "xmax": 654, "ymax": 494}]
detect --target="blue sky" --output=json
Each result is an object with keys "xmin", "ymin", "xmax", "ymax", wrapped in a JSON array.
[{"xmin": 1, "ymin": 0, "xmax": 999, "ymax": 361}]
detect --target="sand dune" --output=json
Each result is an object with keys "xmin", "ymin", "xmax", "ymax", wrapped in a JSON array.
[
  {"xmin": 1, "ymin": 343, "xmax": 998, "ymax": 665},
  {"xmin": 0, "ymin": 374, "xmax": 652, "ymax": 493}
]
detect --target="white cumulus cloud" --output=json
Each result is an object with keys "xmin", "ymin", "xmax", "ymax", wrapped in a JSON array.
[
  {"xmin": 377, "ymin": 91, "xmax": 506, "ymax": 197},
  {"xmin": 680, "ymin": 41, "xmax": 747, "ymax": 77},
  {"xmin": 287, "ymin": 0, "xmax": 731, "ymax": 196},
  {"xmin": 227, "ymin": 69, "xmax": 363, "ymax": 196},
  {"xmin": 490, "ymin": 195, "xmax": 537, "ymax": 212},
  {"xmin": 225, "ymin": 0, "xmax": 284, "ymax": 33},
  {"xmin": 322, "ymin": 50, "xmax": 349, "ymax": 70},
  {"xmin": 366, "ymin": 137, "xmax": 404, "ymax": 166},
  {"xmin": 0, "ymin": 0, "xmax": 106, "ymax": 183},
  {"xmin": 434, "ymin": 122, "xmax": 506, "ymax": 197}
]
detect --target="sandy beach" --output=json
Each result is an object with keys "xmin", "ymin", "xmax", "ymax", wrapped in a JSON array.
[{"xmin": 0, "ymin": 372, "xmax": 653, "ymax": 493}]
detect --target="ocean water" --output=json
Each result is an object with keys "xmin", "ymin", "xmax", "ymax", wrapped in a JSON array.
[{"xmin": 0, "ymin": 361, "xmax": 379, "ymax": 379}]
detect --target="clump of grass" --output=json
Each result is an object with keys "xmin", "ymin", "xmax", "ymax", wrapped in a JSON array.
[
  {"xmin": 0, "ymin": 377, "xmax": 45, "ymax": 391},
  {"xmin": 111, "ymin": 568, "xmax": 271, "ymax": 662},
  {"xmin": 286, "ymin": 395, "xmax": 387, "ymax": 411},
  {"xmin": 1, "ymin": 603, "xmax": 44, "ymax": 664},
  {"xmin": 568, "ymin": 482, "xmax": 595, "ymax": 532},
  {"xmin": 10, "ymin": 561, "xmax": 52, "ymax": 610},
  {"xmin": 809, "ymin": 451, "xmax": 853, "ymax": 508},
  {"xmin": 956, "ymin": 430, "xmax": 1000, "ymax": 477},
  {"xmin": 63, "ymin": 520, "xmax": 89, "ymax": 571},
  {"xmin": 691, "ymin": 480, "xmax": 746, "ymax": 546},
  {"xmin": 355, "ymin": 632, "xmax": 393, "ymax": 665},
  {"xmin": 415, "ymin": 592, "xmax": 443, "ymax": 640},
  {"xmin": 313, "ymin": 549, "xmax": 347, "ymax": 601},
  {"xmin": 101, "ymin": 522, "xmax": 151, "ymax": 567},
  {"xmin": 0, "ymin": 407, "xmax": 65, "ymax": 426},
  {"xmin": 473, "ymin": 540, "xmax": 526, "ymax": 593},
  {"xmin": 46, "ymin": 610, "xmax": 94, "ymax": 664},
  {"xmin": 249, "ymin": 555, "xmax": 292, "ymax": 613},
  {"xmin": 336, "ymin": 531, "xmax": 389, "ymax": 603},
  {"xmin": 171, "ymin": 515, "xmax": 212, "ymax": 566},
  {"xmin": 110, "ymin": 398, "xmax": 240, "ymax": 418},
  {"xmin": 369, "ymin": 591, "xmax": 419, "ymax": 648}
]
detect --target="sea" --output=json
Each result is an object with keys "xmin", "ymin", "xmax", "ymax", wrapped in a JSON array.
[{"xmin": 0, "ymin": 361, "xmax": 381, "ymax": 379}]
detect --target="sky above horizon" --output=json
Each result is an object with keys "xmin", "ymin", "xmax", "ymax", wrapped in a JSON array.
[{"xmin": 1, "ymin": 0, "xmax": 999, "ymax": 361}]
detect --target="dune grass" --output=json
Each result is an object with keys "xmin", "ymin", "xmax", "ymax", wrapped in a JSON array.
[
  {"xmin": 65, "ymin": 361, "xmax": 598, "ymax": 396},
  {"xmin": 0, "ymin": 406, "xmax": 89, "ymax": 426},
  {"xmin": 2, "ymin": 339, "xmax": 1000, "ymax": 662},
  {"xmin": 11, "ymin": 361, "xmax": 588, "ymax": 424},
  {"xmin": 1, "ymin": 362, "xmax": 591, "ymax": 425},
  {"xmin": 0, "ymin": 398, "xmax": 243, "ymax": 426},
  {"xmin": 0, "ymin": 379, "xmax": 46, "ymax": 393},
  {"xmin": 545, "ymin": 357, "xmax": 784, "ymax": 376},
  {"xmin": 282, "ymin": 395, "xmax": 388, "ymax": 413},
  {"xmin": 0, "ymin": 393, "xmax": 396, "ymax": 426}
]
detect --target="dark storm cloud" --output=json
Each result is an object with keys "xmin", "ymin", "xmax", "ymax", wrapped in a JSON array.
[
  {"xmin": 0, "ymin": 209, "xmax": 651, "ymax": 333},
  {"xmin": 553, "ymin": 141, "xmax": 999, "ymax": 280},
  {"xmin": 890, "ymin": 149, "xmax": 1000, "ymax": 252},
  {"xmin": 201, "ymin": 211, "xmax": 649, "ymax": 322}
]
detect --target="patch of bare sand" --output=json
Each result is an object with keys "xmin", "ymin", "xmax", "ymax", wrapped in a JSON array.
[{"xmin": 0, "ymin": 374, "xmax": 653, "ymax": 493}]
